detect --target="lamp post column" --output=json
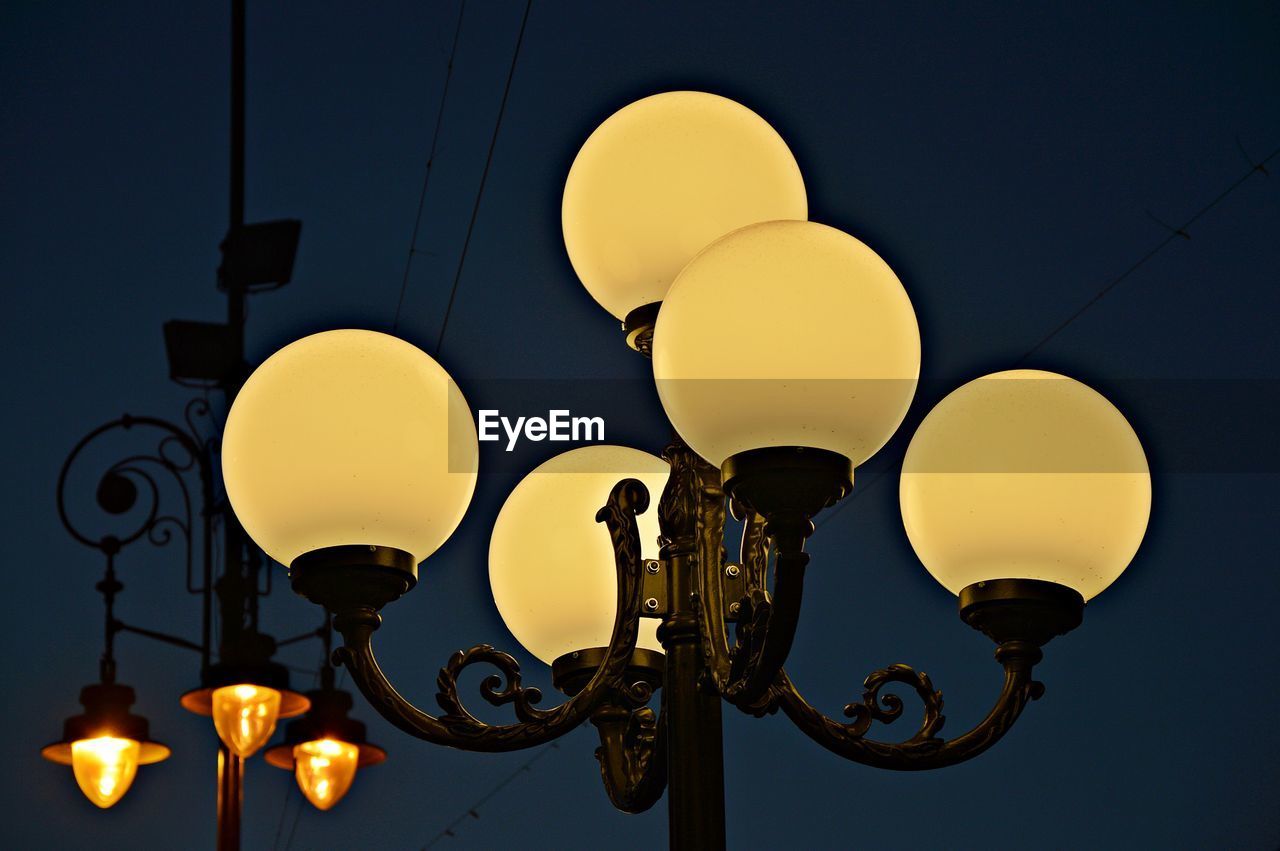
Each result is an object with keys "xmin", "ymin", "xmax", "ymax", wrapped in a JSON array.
[
  {"xmin": 657, "ymin": 440, "xmax": 727, "ymax": 851},
  {"xmin": 216, "ymin": 745, "xmax": 244, "ymax": 851},
  {"xmin": 216, "ymin": 2, "xmax": 248, "ymax": 849}
]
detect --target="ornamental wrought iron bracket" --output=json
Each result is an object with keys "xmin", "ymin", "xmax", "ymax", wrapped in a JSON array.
[
  {"xmin": 652, "ymin": 434, "xmax": 1084, "ymax": 770},
  {"xmin": 57, "ymin": 400, "xmax": 220, "ymax": 675},
  {"xmin": 294, "ymin": 431, "xmax": 1084, "ymax": 815},
  {"xmin": 293, "ymin": 478, "xmax": 655, "ymax": 753}
]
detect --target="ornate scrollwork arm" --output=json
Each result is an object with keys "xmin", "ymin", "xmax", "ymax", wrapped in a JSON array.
[
  {"xmin": 590, "ymin": 679, "xmax": 667, "ymax": 813},
  {"xmin": 683, "ymin": 470, "xmax": 804, "ymax": 714},
  {"xmin": 326, "ymin": 478, "xmax": 652, "ymax": 753},
  {"xmin": 722, "ymin": 532, "xmax": 806, "ymax": 708},
  {"xmin": 772, "ymin": 640, "xmax": 1046, "ymax": 770},
  {"xmin": 651, "ymin": 433, "xmax": 808, "ymax": 713}
]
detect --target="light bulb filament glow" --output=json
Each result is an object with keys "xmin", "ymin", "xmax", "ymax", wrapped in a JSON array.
[
  {"xmin": 71, "ymin": 736, "xmax": 140, "ymax": 809},
  {"xmin": 211, "ymin": 684, "xmax": 283, "ymax": 758},
  {"xmin": 294, "ymin": 738, "xmax": 359, "ymax": 810}
]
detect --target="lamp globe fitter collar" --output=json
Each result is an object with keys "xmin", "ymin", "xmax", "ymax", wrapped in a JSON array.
[{"xmin": 900, "ymin": 369, "xmax": 1151, "ymax": 601}]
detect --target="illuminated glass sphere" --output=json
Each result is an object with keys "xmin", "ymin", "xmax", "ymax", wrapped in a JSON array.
[
  {"xmin": 223, "ymin": 329, "xmax": 479, "ymax": 566},
  {"xmin": 489, "ymin": 445, "xmax": 669, "ymax": 665},
  {"xmin": 211, "ymin": 684, "xmax": 282, "ymax": 758},
  {"xmin": 71, "ymin": 737, "xmax": 140, "ymax": 809},
  {"xmin": 653, "ymin": 220, "xmax": 920, "ymax": 467},
  {"xmin": 900, "ymin": 370, "xmax": 1151, "ymax": 600},
  {"xmin": 563, "ymin": 91, "xmax": 807, "ymax": 320},
  {"xmin": 294, "ymin": 739, "xmax": 360, "ymax": 811}
]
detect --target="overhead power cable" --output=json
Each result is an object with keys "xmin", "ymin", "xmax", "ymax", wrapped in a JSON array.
[
  {"xmin": 814, "ymin": 141, "xmax": 1278, "ymax": 529},
  {"xmin": 421, "ymin": 738, "xmax": 566, "ymax": 849},
  {"xmin": 280, "ymin": 6, "xmax": 541, "ymax": 848},
  {"xmin": 392, "ymin": 0, "xmax": 469, "ymax": 333},
  {"xmin": 277, "ymin": 667, "xmax": 321, "ymax": 851},
  {"xmin": 1013, "ymin": 143, "xmax": 1278, "ymax": 364},
  {"xmin": 433, "ymin": 0, "xmax": 533, "ymax": 355}
]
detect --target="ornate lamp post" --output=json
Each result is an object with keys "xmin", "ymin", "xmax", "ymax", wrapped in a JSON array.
[
  {"xmin": 42, "ymin": 2, "xmax": 386, "ymax": 847},
  {"xmin": 216, "ymin": 91, "xmax": 1151, "ymax": 850}
]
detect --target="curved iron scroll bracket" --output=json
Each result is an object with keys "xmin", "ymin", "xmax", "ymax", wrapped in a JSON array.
[
  {"xmin": 722, "ymin": 526, "xmax": 806, "ymax": 708},
  {"xmin": 591, "ymin": 679, "xmax": 667, "ymax": 813},
  {"xmin": 331, "ymin": 478, "xmax": 651, "ymax": 753},
  {"xmin": 658, "ymin": 436, "xmax": 800, "ymax": 715},
  {"xmin": 668, "ymin": 431, "xmax": 1056, "ymax": 767},
  {"xmin": 57, "ymin": 401, "xmax": 215, "ymax": 597},
  {"xmin": 768, "ymin": 641, "xmax": 1046, "ymax": 771}
]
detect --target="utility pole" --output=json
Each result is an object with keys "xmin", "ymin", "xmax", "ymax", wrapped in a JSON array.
[{"xmin": 216, "ymin": 1, "xmax": 248, "ymax": 848}]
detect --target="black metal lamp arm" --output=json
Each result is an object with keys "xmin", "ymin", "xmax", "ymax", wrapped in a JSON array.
[
  {"xmin": 655, "ymin": 435, "xmax": 783, "ymax": 706},
  {"xmin": 327, "ymin": 478, "xmax": 653, "ymax": 753},
  {"xmin": 590, "ymin": 680, "xmax": 668, "ymax": 813},
  {"xmin": 670, "ymin": 437, "xmax": 1080, "ymax": 772},
  {"xmin": 767, "ymin": 639, "xmax": 1047, "ymax": 770},
  {"xmin": 687, "ymin": 484, "xmax": 805, "ymax": 715}
]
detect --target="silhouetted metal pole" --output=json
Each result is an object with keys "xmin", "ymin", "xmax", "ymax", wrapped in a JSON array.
[
  {"xmin": 216, "ymin": 2, "xmax": 247, "ymax": 849},
  {"xmin": 656, "ymin": 443, "xmax": 728, "ymax": 850},
  {"xmin": 216, "ymin": 745, "xmax": 243, "ymax": 851}
]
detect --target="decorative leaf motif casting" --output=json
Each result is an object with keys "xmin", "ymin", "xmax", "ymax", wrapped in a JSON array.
[
  {"xmin": 842, "ymin": 663, "xmax": 944, "ymax": 742},
  {"xmin": 772, "ymin": 644, "xmax": 1046, "ymax": 770},
  {"xmin": 591, "ymin": 682, "xmax": 667, "ymax": 813},
  {"xmin": 653, "ymin": 436, "xmax": 781, "ymax": 713},
  {"xmin": 657, "ymin": 436, "xmax": 1053, "ymax": 769},
  {"xmin": 435, "ymin": 644, "xmax": 549, "ymax": 728},
  {"xmin": 658, "ymin": 438, "xmax": 705, "ymax": 554}
]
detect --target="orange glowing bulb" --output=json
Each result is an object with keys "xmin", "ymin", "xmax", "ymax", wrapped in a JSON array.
[
  {"xmin": 211, "ymin": 684, "xmax": 282, "ymax": 758},
  {"xmin": 71, "ymin": 736, "xmax": 140, "ymax": 808},
  {"xmin": 293, "ymin": 738, "xmax": 360, "ymax": 810}
]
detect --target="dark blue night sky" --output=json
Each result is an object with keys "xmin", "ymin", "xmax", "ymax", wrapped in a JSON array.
[{"xmin": 3, "ymin": 2, "xmax": 1279, "ymax": 849}]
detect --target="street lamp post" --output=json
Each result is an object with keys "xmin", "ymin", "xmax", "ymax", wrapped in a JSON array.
[
  {"xmin": 43, "ymin": 3, "xmax": 389, "ymax": 847},
  {"xmin": 44, "ymin": 22, "xmax": 1153, "ymax": 850},
  {"xmin": 217, "ymin": 93, "xmax": 1151, "ymax": 850}
]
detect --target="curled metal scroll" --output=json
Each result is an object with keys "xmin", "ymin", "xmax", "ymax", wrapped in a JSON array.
[
  {"xmin": 57, "ymin": 405, "xmax": 213, "ymax": 586},
  {"xmin": 664, "ymin": 433, "xmax": 1050, "ymax": 767},
  {"xmin": 772, "ymin": 642, "xmax": 1045, "ymax": 770},
  {"xmin": 658, "ymin": 436, "xmax": 799, "ymax": 715},
  {"xmin": 435, "ymin": 644, "xmax": 551, "ymax": 725},
  {"xmin": 591, "ymin": 681, "xmax": 667, "ymax": 813}
]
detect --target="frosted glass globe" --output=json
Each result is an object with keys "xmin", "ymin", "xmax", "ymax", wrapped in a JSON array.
[
  {"xmin": 900, "ymin": 370, "xmax": 1151, "ymax": 600},
  {"xmin": 563, "ymin": 91, "xmax": 807, "ymax": 320},
  {"xmin": 223, "ymin": 329, "xmax": 479, "ymax": 566},
  {"xmin": 489, "ymin": 445, "xmax": 669, "ymax": 665},
  {"xmin": 652, "ymin": 220, "xmax": 920, "ymax": 467}
]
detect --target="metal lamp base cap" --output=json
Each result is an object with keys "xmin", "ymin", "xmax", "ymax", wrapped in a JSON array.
[
  {"xmin": 721, "ymin": 446, "xmax": 853, "ymax": 525},
  {"xmin": 289, "ymin": 545, "xmax": 417, "ymax": 613},
  {"xmin": 41, "ymin": 682, "xmax": 171, "ymax": 766},
  {"xmin": 622, "ymin": 302, "xmax": 661, "ymax": 356},
  {"xmin": 551, "ymin": 646, "xmax": 666, "ymax": 697},
  {"xmin": 959, "ymin": 578, "xmax": 1085, "ymax": 647}
]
